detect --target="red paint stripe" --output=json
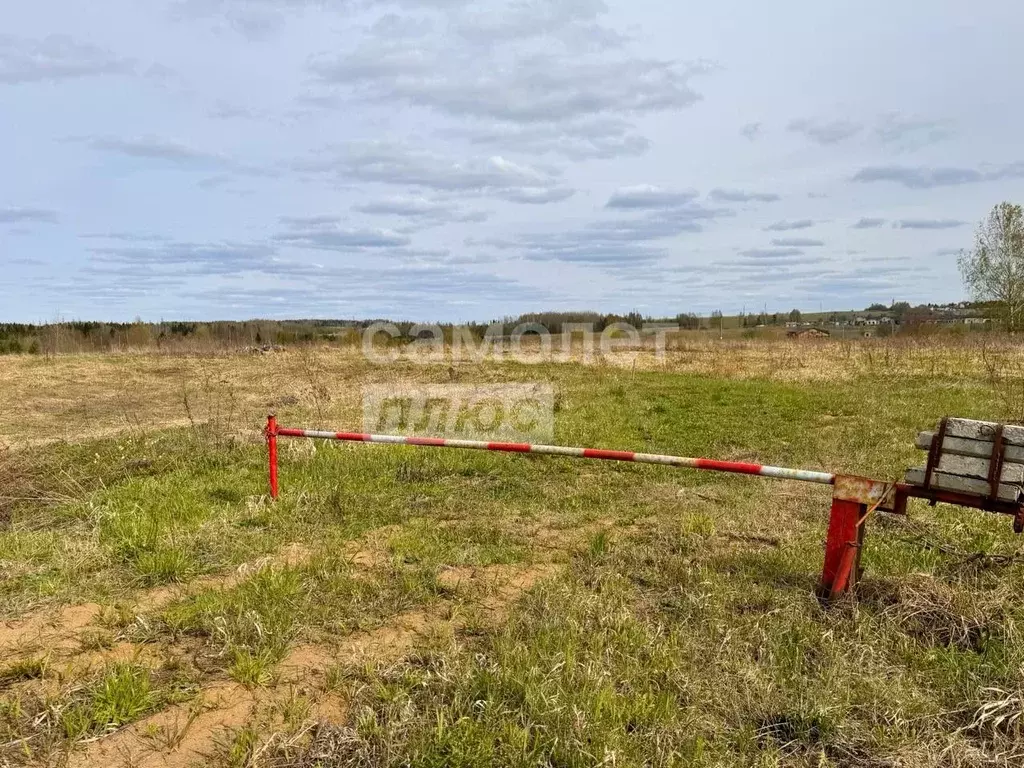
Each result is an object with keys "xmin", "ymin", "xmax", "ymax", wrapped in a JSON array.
[
  {"xmin": 583, "ymin": 448, "xmax": 637, "ymax": 461},
  {"xmin": 277, "ymin": 428, "xmax": 308, "ymax": 437},
  {"xmin": 486, "ymin": 442, "xmax": 533, "ymax": 453},
  {"xmin": 406, "ymin": 436, "xmax": 447, "ymax": 446},
  {"xmin": 335, "ymin": 432, "xmax": 371, "ymax": 441},
  {"xmin": 695, "ymin": 458, "xmax": 763, "ymax": 475}
]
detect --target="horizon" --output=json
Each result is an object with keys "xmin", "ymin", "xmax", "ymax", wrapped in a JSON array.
[
  {"xmin": 4, "ymin": 2, "xmax": 1021, "ymax": 322},
  {"xmin": 0, "ymin": 299, "xmax": 984, "ymax": 330}
]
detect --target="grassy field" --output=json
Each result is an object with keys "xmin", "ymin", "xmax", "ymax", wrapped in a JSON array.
[{"xmin": 1, "ymin": 339, "xmax": 1023, "ymax": 766}]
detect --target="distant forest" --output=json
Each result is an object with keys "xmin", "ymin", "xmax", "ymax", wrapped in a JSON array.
[
  {"xmin": 0, "ymin": 312, "xmax": 652, "ymax": 355},
  {"xmin": 0, "ymin": 302, "xmax": 998, "ymax": 355}
]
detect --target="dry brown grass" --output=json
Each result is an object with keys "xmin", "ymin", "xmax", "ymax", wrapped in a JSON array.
[{"xmin": 3, "ymin": 335, "xmax": 1023, "ymax": 447}]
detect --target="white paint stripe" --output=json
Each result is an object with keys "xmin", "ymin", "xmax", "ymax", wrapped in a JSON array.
[
  {"xmin": 633, "ymin": 453, "xmax": 701, "ymax": 468},
  {"xmin": 293, "ymin": 430, "xmax": 337, "ymax": 440},
  {"xmin": 442, "ymin": 438, "xmax": 503, "ymax": 450},
  {"xmin": 759, "ymin": 465, "xmax": 835, "ymax": 484},
  {"xmin": 529, "ymin": 445, "xmax": 586, "ymax": 458},
  {"xmin": 366, "ymin": 434, "xmax": 408, "ymax": 445}
]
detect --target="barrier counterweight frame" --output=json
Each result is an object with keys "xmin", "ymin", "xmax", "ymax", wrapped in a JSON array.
[{"xmin": 265, "ymin": 415, "xmax": 903, "ymax": 598}]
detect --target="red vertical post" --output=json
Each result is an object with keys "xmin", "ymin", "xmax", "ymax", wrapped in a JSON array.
[
  {"xmin": 818, "ymin": 497, "xmax": 866, "ymax": 598},
  {"xmin": 267, "ymin": 414, "xmax": 279, "ymax": 499}
]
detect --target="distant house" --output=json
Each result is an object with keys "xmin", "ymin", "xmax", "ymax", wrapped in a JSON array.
[{"xmin": 787, "ymin": 328, "xmax": 830, "ymax": 339}]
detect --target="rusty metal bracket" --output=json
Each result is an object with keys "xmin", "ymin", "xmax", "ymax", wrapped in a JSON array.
[
  {"xmin": 986, "ymin": 423, "xmax": 1006, "ymax": 503},
  {"xmin": 832, "ymin": 475, "xmax": 899, "ymax": 512},
  {"xmin": 923, "ymin": 416, "xmax": 949, "ymax": 505}
]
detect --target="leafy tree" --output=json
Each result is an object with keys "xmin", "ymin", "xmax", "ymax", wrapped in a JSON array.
[
  {"xmin": 788, "ymin": 308, "xmax": 802, "ymax": 323},
  {"xmin": 959, "ymin": 202, "xmax": 1024, "ymax": 331},
  {"xmin": 675, "ymin": 313, "xmax": 700, "ymax": 330},
  {"xmin": 866, "ymin": 303, "xmax": 888, "ymax": 311},
  {"xmin": 890, "ymin": 301, "xmax": 911, "ymax": 320}
]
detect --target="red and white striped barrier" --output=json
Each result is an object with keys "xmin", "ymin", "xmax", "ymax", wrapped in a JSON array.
[
  {"xmin": 264, "ymin": 415, "xmax": 897, "ymax": 598},
  {"xmin": 272, "ymin": 425, "xmax": 835, "ymax": 487}
]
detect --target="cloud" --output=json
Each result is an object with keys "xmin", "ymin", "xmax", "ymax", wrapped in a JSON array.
[
  {"xmin": 277, "ymin": 215, "xmax": 340, "ymax": 228},
  {"xmin": 293, "ymin": 141, "xmax": 573, "ymax": 204},
  {"xmin": 182, "ymin": 264, "xmax": 552, "ymax": 316},
  {"xmin": 89, "ymin": 240, "xmax": 280, "ymax": 276},
  {"xmin": 275, "ymin": 229, "xmax": 412, "ymax": 249},
  {"xmin": 481, "ymin": 202, "xmax": 729, "ymax": 266},
  {"xmin": 935, "ymin": 247, "xmax": 964, "ymax": 257},
  {"xmin": 75, "ymin": 239, "xmax": 552, "ymax": 315},
  {"xmin": 605, "ymin": 185, "xmax": 699, "ymax": 209},
  {"xmin": 77, "ymin": 136, "xmax": 276, "ymax": 189},
  {"xmin": 798, "ymin": 272, "xmax": 902, "ymax": 296},
  {"xmin": 770, "ymin": 237, "xmax": 824, "ymax": 247},
  {"xmin": 501, "ymin": 187, "xmax": 576, "ymax": 204},
  {"xmin": 737, "ymin": 247, "xmax": 805, "ymax": 259},
  {"xmin": 0, "ymin": 207, "xmax": 58, "ymax": 224},
  {"xmin": 448, "ymin": 0, "xmax": 623, "ymax": 48},
  {"xmin": 718, "ymin": 255, "xmax": 822, "ymax": 270},
  {"xmin": 84, "ymin": 136, "xmax": 227, "ymax": 165},
  {"xmin": 851, "ymin": 163, "xmax": 1024, "ymax": 189},
  {"xmin": 875, "ymin": 114, "xmax": 954, "ymax": 150},
  {"xmin": 274, "ymin": 217, "xmax": 412, "ymax": 250},
  {"xmin": 788, "ymin": 118, "xmax": 862, "ymax": 145},
  {"xmin": 859, "ymin": 254, "xmax": 912, "ymax": 263},
  {"xmin": 893, "ymin": 219, "xmax": 966, "ymax": 230},
  {"xmin": 353, "ymin": 196, "xmax": 488, "ymax": 224},
  {"xmin": 851, "ymin": 217, "xmax": 886, "ymax": 229},
  {"xmin": 169, "ymin": 0, "xmax": 325, "ymax": 40},
  {"xmin": 461, "ymin": 118, "xmax": 651, "ymax": 160},
  {"xmin": 307, "ymin": 0, "xmax": 713, "ymax": 127},
  {"xmin": 85, "ymin": 233, "xmax": 451, "ymax": 289},
  {"xmin": 0, "ymin": 34, "xmax": 135, "ymax": 84},
  {"xmin": 764, "ymin": 219, "xmax": 814, "ymax": 231},
  {"xmin": 297, "ymin": 0, "xmax": 715, "ymax": 170},
  {"xmin": 708, "ymin": 188, "xmax": 780, "ymax": 203},
  {"xmin": 312, "ymin": 51, "xmax": 708, "ymax": 125},
  {"xmin": 740, "ymin": 122, "xmax": 761, "ymax": 140}
]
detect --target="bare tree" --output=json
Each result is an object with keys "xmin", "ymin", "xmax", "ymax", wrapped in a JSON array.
[{"xmin": 959, "ymin": 202, "xmax": 1024, "ymax": 331}]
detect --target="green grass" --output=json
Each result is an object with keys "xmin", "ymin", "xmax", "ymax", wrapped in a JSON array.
[
  {"xmin": 1, "ymin": 353, "xmax": 1023, "ymax": 765},
  {"xmin": 228, "ymin": 648, "xmax": 278, "ymax": 688},
  {"xmin": 60, "ymin": 663, "xmax": 157, "ymax": 740},
  {"xmin": 162, "ymin": 566, "xmax": 304, "ymax": 663},
  {"xmin": 320, "ymin": 517, "xmax": 1023, "ymax": 766}
]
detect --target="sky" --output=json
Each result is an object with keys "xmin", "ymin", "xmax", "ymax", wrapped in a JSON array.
[{"xmin": 2, "ymin": 0, "xmax": 1023, "ymax": 323}]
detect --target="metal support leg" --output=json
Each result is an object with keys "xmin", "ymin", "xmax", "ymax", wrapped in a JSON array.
[
  {"xmin": 819, "ymin": 498, "xmax": 866, "ymax": 598},
  {"xmin": 267, "ymin": 414, "xmax": 279, "ymax": 499}
]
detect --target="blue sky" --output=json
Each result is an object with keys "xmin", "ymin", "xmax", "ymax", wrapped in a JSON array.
[{"xmin": 2, "ymin": 0, "xmax": 1023, "ymax": 322}]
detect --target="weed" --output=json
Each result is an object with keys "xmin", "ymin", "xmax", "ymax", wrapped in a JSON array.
[
  {"xmin": 163, "ymin": 566, "xmax": 303, "ymax": 663},
  {"xmin": 229, "ymin": 648, "xmax": 277, "ymax": 688},
  {"xmin": 59, "ymin": 664, "xmax": 156, "ymax": 739},
  {"xmin": 221, "ymin": 725, "xmax": 260, "ymax": 767},
  {"xmin": 78, "ymin": 629, "xmax": 116, "ymax": 652},
  {"xmin": 134, "ymin": 546, "xmax": 199, "ymax": 586},
  {"xmin": 0, "ymin": 657, "xmax": 47, "ymax": 686}
]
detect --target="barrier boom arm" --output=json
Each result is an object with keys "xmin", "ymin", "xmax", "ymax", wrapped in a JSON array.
[
  {"xmin": 264, "ymin": 415, "xmax": 900, "ymax": 599},
  {"xmin": 272, "ymin": 424, "xmax": 835, "ymax": 486}
]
